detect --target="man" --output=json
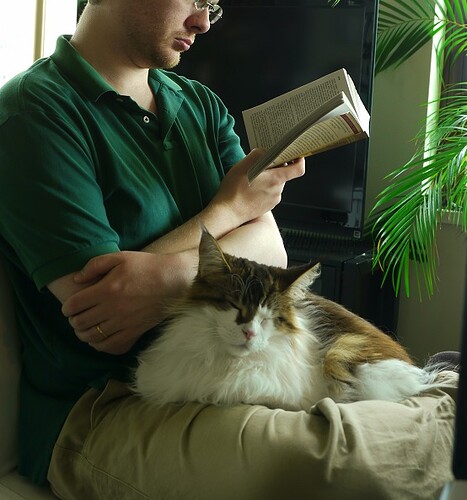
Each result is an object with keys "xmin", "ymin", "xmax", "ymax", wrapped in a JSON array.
[
  {"xmin": 0, "ymin": 0, "xmax": 304, "ymax": 490},
  {"xmin": 0, "ymin": 1, "xmax": 457, "ymax": 499}
]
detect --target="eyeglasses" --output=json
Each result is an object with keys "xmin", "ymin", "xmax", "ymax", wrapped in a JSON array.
[{"xmin": 193, "ymin": 1, "xmax": 223, "ymax": 25}]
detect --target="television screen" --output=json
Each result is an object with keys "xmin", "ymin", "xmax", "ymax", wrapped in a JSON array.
[{"xmin": 175, "ymin": 0, "xmax": 378, "ymax": 246}]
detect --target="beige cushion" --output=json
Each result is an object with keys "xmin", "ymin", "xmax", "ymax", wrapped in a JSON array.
[{"xmin": 0, "ymin": 473, "xmax": 57, "ymax": 500}]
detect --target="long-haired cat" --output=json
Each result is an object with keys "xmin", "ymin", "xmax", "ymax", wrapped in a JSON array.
[{"xmin": 134, "ymin": 230, "xmax": 441, "ymax": 411}]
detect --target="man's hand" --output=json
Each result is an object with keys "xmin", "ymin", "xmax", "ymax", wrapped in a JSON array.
[
  {"xmin": 205, "ymin": 149, "xmax": 305, "ymax": 232},
  {"xmin": 59, "ymin": 250, "xmax": 196, "ymax": 355}
]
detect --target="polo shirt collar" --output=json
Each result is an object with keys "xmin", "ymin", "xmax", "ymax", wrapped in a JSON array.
[
  {"xmin": 150, "ymin": 70, "xmax": 182, "ymax": 93},
  {"xmin": 51, "ymin": 36, "xmax": 184, "ymax": 103},
  {"xmin": 51, "ymin": 35, "xmax": 114, "ymax": 101}
]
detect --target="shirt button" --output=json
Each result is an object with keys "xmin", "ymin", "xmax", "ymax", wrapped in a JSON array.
[{"xmin": 143, "ymin": 115, "xmax": 150, "ymax": 124}]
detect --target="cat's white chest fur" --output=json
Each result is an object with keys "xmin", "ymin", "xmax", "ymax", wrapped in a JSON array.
[{"xmin": 134, "ymin": 304, "xmax": 326, "ymax": 411}]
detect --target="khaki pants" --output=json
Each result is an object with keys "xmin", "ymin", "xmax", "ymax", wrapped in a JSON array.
[{"xmin": 48, "ymin": 374, "xmax": 458, "ymax": 500}]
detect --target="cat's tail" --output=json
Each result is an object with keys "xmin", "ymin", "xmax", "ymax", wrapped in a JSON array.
[
  {"xmin": 352, "ymin": 359, "xmax": 455, "ymax": 403},
  {"xmin": 424, "ymin": 351, "xmax": 461, "ymax": 374}
]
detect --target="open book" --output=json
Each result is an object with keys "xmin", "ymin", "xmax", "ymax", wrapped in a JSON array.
[{"xmin": 244, "ymin": 68, "xmax": 370, "ymax": 182}]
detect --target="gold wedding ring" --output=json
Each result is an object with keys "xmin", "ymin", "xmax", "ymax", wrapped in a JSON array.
[{"xmin": 95, "ymin": 324, "xmax": 107, "ymax": 339}]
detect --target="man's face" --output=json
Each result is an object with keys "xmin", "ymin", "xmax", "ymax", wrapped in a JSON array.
[{"xmin": 119, "ymin": 0, "xmax": 214, "ymax": 69}]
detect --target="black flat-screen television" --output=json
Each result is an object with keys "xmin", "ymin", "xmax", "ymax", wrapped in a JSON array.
[{"xmin": 176, "ymin": 0, "xmax": 378, "ymax": 252}]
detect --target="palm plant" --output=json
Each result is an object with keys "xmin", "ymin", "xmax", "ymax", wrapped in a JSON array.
[{"xmin": 334, "ymin": 0, "xmax": 467, "ymax": 298}]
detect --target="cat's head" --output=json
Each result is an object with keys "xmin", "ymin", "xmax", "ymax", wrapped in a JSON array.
[{"xmin": 184, "ymin": 229, "xmax": 320, "ymax": 357}]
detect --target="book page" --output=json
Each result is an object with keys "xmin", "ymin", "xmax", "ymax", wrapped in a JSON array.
[
  {"xmin": 243, "ymin": 69, "xmax": 352, "ymax": 150},
  {"xmin": 244, "ymin": 71, "xmax": 371, "ymax": 183},
  {"xmin": 246, "ymin": 93, "xmax": 370, "ymax": 183},
  {"xmin": 270, "ymin": 112, "xmax": 365, "ymax": 166},
  {"xmin": 345, "ymin": 72, "xmax": 369, "ymax": 132}
]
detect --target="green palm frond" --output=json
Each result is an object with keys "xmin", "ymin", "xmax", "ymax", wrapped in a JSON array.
[
  {"xmin": 329, "ymin": 0, "xmax": 467, "ymax": 297},
  {"xmin": 376, "ymin": 0, "xmax": 441, "ymax": 73},
  {"xmin": 330, "ymin": 0, "xmax": 467, "ymax": 76},
  {"xmin": 372, "ymin": 84, "xmax": 467, "ymax": 297},
  {"xmin": 375, "ymin": 0, "xmax": 467, "ymax": 75}
]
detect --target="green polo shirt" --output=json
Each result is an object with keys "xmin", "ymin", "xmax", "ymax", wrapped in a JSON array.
[{"xmin": 0, "ymin": 35, "xmax": 244, "ymax": 485}]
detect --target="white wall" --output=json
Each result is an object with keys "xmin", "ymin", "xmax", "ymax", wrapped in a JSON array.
[
  {"xmin": 367, "ymin": 33, "xmax": 467, "ymax": 362},
  {"xmin": 397, "ymin": 223, "xmax": 466, "ymax": 362}
]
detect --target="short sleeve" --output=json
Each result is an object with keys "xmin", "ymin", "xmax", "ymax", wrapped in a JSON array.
[{"xmin": 0, "ymin": 110, "xmax": 120, "ymax": 289}]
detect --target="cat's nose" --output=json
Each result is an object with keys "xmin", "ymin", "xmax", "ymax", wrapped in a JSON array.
[{"xmin": 243, "ymin": 329, "xmax": 256, "ymax": 341}]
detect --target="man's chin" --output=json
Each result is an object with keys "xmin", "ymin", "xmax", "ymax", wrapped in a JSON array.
[
  {"xmin": 150, "ymin": 53, "xmax": 181, "ymax": 70},
  {"xmin": 167, "ymin": 53, "xmax": 182, "ymax": 69}
]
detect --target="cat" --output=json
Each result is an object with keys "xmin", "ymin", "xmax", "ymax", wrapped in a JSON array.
[{"xmin": 133, "ymin": 230, "xmax": 441, "ymax": 411}]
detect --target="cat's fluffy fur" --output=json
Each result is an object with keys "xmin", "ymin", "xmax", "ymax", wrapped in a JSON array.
[{"xmin": 134, "ymin": 231, "xmax": 441, "ymax": 411}]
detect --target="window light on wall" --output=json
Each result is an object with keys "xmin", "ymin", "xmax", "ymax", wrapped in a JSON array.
[{"xmin": 0, "ymin": 0, "xmax": 76, "ymax": 89}]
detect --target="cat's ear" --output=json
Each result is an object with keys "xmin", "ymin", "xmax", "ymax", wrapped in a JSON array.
[
  {"xmin": 197, "ymin": 226, "xmax": 232, "ymax": 277},
  {"xmin": 285, "ymin": 262, "xmax": 321, "ymax": 297}
]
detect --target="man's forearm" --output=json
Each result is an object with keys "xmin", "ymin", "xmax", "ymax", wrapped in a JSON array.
[
  {"xmin": 143, "ymin": 191, "xmax": 247, "ymax": 255},
  {"xmin": 144, "ymin": 211, "xmax": 287, "ymax": 269}
]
